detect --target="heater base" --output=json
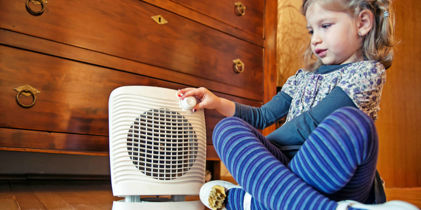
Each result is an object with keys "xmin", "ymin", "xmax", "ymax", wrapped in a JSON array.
[{"xmin": 112, "ymin": 199, "xmax": 204, "ymax": 210}]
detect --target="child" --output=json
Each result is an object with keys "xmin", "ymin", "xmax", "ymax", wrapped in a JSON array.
[{"xmin": 178, "ymin": 0, "xmax": 418, "ymax": 209}]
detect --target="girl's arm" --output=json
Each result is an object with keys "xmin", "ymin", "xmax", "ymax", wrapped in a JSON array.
[
  {"xmin": 234, "ymin": 91, "xmax": 292, "ymax": 129},
  {"xmin": 267, "ymin": 87, "xmax": 357, "ymax": 150},
  {"xmin": 178, "ymin": 87, "xmax": 292, "ymax": 129},
  {"xmin": 177, "ymin": 87, "xmax": 235, "ymax": 117}
]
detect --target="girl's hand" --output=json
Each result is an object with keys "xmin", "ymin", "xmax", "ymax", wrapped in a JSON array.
[
  {"xmin": 177, "ymin": 87, "xmax": 220, "ymax": 110},
  {"xmin": 177, "ymin": 87, "xmax": 235, "ymax": 116}
]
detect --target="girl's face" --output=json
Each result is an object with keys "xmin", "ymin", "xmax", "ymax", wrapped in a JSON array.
[{"xmin": 306, "ymin": 2, "xmax": 364, "ymax": 65}]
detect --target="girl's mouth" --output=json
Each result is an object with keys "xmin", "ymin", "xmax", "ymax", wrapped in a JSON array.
[{"xmin": 315, "ymin": 49, "xmax": 327, "ymax": 57}]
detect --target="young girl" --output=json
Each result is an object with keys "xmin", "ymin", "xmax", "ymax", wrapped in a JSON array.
[{"xmin": 178, "ymin": 0, "xmax": 417, "ymax": 209}]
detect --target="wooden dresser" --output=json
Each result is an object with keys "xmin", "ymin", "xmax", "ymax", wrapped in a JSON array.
[{"xmin": 0, "ymin": 0, "xmax": 277, "ymax": 179}]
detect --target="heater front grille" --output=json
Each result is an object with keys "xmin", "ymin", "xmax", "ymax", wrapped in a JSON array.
[{"xmin": 127, "ymin": 108, "xmax": 199, "ymax": 180}]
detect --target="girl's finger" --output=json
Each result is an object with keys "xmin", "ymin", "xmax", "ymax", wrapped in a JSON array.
[
  {"xmin": 180, "ymin": 88, "xmax": 204, "ymax": 99},
  {"xmin": 192, "ymin": 101, "xmax": 205, "ymax": 112},
  {"xmin": 177, "ymin": 87, "xmax": 195, "ymax": 98}
]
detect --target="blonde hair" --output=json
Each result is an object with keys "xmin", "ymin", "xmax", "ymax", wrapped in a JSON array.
[{"xmin": 302, "ymin": 0, "xmax": 395, "ymax": 70}]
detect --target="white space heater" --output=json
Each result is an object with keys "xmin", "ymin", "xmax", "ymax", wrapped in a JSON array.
[{"xmin": 108, "ymin": 86, "xmax": 206, "ymax": 210}]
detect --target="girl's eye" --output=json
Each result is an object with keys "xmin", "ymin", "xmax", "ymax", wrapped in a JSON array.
[
  {"xmin": 321, "ymin": 23, "xmax": 332, "ymax": 29},
  {"xmin": 308, "ymin": 30, "xmax": 314, "ymax": 35}
]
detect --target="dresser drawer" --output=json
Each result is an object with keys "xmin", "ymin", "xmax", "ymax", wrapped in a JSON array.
[
  {"xmin": 0, "ymin": 46, "xmax": 259, "ymax": 151},
  {"xmin": 0, "ymin": 0, "xmax": 263, "ymax": 99},
  {"xmin": 170, "ymin": 0, "xmax": 264, "ymax": 37}
]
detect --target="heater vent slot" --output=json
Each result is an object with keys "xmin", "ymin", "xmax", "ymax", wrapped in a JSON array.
[{"xmin": 127, "ymin": 108, "xmax": 198, "ymax": 180}]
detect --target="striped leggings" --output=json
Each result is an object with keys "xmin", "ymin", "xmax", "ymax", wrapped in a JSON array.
[{"xmin": 212, "ymin": 107, "xmax": 378, "ymax": 210}]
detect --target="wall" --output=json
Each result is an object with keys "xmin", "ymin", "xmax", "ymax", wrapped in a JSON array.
[
  {"xmin": 276, "ymin": 0, "xmax": 308, "ymax": 85},
  {"xmin": 375, "ymin": 0, "xmax": 421, "ymax": 188}
]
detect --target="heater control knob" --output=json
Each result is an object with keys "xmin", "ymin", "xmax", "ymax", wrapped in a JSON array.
[{"xmin": 180, "ymin": 96, "xmax": 197, "ymax": 110}]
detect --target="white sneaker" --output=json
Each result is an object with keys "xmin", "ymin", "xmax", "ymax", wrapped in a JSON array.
[
  {"xmin": 337, "ymin": 200, "xmax": 419, "ymax": 210},
  {"xmin": 199, "ymin": 180, "xmax": 241, "ymax": 210}
]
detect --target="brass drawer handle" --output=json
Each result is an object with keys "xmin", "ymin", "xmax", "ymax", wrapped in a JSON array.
[
  {"xmin": 26, "ymin": 0, "xmax": 47, "ymax": 16},
  {"xmin": 233, "ymin": 59, "xmax": 245, "ymax": 73},
  {"xmin": 14, "ymin": 84, "xmax": 40, "ymax": 108},
  {"xmin": 234, "ymin": 2, "xmax": 246, "ymax": 16}
]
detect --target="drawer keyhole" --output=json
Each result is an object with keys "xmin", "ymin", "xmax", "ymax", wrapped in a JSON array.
[{"xmin": 152, "ymin": 15, "xmax": 168, "ymax": 25}]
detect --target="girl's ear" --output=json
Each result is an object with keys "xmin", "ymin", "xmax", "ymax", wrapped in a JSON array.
[{"xmin": 357, "ymin": 9, "xmax": 374, "ymax": 36}]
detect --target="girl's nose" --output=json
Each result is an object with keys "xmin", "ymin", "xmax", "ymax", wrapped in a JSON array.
[{"xmin": 311, "ymin": 33, "xmax": 322, "ymax": 46}]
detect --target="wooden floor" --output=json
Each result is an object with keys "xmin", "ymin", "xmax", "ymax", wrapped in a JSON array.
[
  {"xmin": 0, "ymin": 180, "xmax": 118, "ymax": 210},
  {"xmin": 0, "ymin": 179, "xmax": 205, "ymax": 210},
  {"xmin": 0, "ymin": 179, "xmax": 420, "ymax": 209}
]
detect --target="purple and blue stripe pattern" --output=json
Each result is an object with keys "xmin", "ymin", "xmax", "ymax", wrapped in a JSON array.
[{"xmin": 213, "ymin": 107, "xmax": 378, "ymax": 210}]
